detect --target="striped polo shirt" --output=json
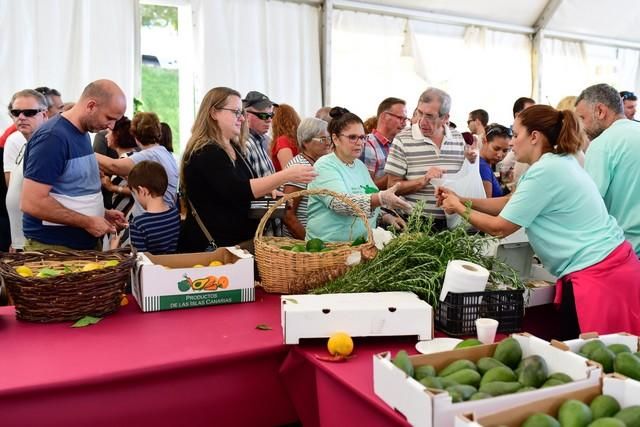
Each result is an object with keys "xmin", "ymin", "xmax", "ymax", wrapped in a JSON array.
[{"xmin": 384, "ymin": 125, "xmax": 465, "ymax": 219}]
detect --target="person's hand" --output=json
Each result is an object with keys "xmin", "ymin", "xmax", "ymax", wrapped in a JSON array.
[
  {"xmin": 384, "ymin": 213, "xmax": 406, "ymax": 230},
  {"xmin": 435, "ymin": 187, "xmax": 459, "ymax": 207},
  {"xmin": 109, "ymin": 232, "xmax": 122, "ymax": 250},
  {"xmin": 285, "ymin": 165, "xmax": 317, "ymax": 184},
  {"xmin": 464, "ymin": 139, "xmax": 478, "ymax": 163},
  {"xmin": 441, "ymin": 192, "xmax": 464, "ymax": 215},
  {"xmin": 271, "ymin": 189, "xmax": 284, "ymax": 198},
  {"xmin": 105, "ymin": 209, "xmax": 128, "ymax": 230},
  {"xmin": 85, "ymin": 216, "xmax": 116, "ymax": 237},
  {"xmin": 421, "ymin": 166, "xmax": 444, "ymax": 187},
  {"xmin": 378, "ymin": 183, "xmax": 412, "ymax": 211}
]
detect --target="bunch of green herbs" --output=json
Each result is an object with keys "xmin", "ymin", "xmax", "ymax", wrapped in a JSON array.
[{"xmin": 311, "ymin": 201, "xmax": 523, "ymax": 308}]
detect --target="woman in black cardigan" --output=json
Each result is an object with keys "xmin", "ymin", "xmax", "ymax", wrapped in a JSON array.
[{"xmin": 178, "ymin": 87, "xmax": 316, "ymax": 252}]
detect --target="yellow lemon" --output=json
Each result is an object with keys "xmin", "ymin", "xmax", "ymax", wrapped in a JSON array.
[
  {"xmin": 82, "ymin": 262, "xmax": 102, "ymax": 272},
  {"xmin": 104, "ymin": 260, "xmax": 120, "ymax": 267},
  {"xmin": 15, "ymin": 266, "xmax": 33, "ymax": 277},
  {"xmin": 209, "ymin": 260, "xmax": 223, "ymax": 267},
  {"xmin": 327, "ymin": 332, "xmax": 354, "ymax": 357},
  {"xmin": 193, "ymin": 264, "xmax": 204, "ymax": 268}
]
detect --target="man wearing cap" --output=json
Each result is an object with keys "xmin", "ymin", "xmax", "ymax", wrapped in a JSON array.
[{"xmin": 243, "ymin": 91, "xmax": 277, "ymax": 178}]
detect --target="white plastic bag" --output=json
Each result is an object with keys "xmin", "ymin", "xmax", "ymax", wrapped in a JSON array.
[{"xmin": 432, "ymin": 153, "xmax": 486, "ymax": 229}]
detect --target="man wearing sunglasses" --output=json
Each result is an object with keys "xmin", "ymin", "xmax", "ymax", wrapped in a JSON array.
[
  {"xmin": 243, "ymin": 91, "xmax": 278, "ymax": 178},
  {"xmin": 576, "ymin": 83, "xmax": 640, "ymax": 257},
  {"xmin": 3, "ymin": 90, "xmax": 50, "ymax": 252},
  {"xmin": 619, "ymin": 91, "xmax": 638, "ymax": 121},
  {"xmin": 20, "ymin": 79, "xmax": 128, "ymax": 251},
  {"xmin": 385, "ymin": 87, "xmax": 477, "ymax": 231},
  {"xmin": 360, "ymin": 97, "xmax": 407, "ymax": 190}
]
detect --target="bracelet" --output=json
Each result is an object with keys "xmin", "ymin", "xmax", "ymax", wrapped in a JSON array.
[{"xmin": 462, "ymin": 200, "xmax": 472, "ymax": 222}]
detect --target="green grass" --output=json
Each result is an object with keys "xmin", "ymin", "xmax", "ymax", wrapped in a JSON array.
[{"xmin": 141, "ymin": 65, "xmax": 180, "ymax": 152}]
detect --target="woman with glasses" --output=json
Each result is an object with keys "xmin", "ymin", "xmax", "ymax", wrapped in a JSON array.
[
  {"xmin": 439, "ymin": 105, "xmax": 640, "ymax": 336},
  {"xmin": 306, "ymin": 107, "xmax": 410, "ymax": 243},
  {"xmin": 270, "ymin": 104, "xmax": 300, "ymax": 171},
  {"xmin": 283, "ymin": 118, "xmax": 332, "ymax": 239},
  {"xmin": 479, "ymin": 124, "xmax": 511, "ymax": 197},
  {"xmin": 178, "ymin": 87, "xmax": 316, "ymax": 251}
]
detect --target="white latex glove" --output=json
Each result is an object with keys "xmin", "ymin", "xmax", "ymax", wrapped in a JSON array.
[{"xmin": 378, "ymin": 183, "xmax": 412, "ymax": 211}]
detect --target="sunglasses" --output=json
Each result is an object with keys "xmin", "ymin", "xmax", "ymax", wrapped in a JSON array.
[
  {"xmin": 340, "ymin": 134, "xmax": 367, "ymax": 143},
  {"xmin": 486, "ymin": 125, "xmax": 513, "ymax": 139},
  {"xmin": 10, "ymin": 109, "xmax": 44, "ymax": 118},
  {"xmin": 621, "ymin": 91, "xmax": 636, "ymax": 100},
  {"xmin": 246, "ymin": 110, "xmax": 275, "ymax": 120}
]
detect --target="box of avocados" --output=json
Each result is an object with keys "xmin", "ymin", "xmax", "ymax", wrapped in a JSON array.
[
  {"xmin": 456, "ymin": 374, "xmax": 640, "ymax": 427},
  {"xmin": 373, "ymin": 333, "xmax": 601, "ymax": 427},
  {"xmin": 562, "ymin": 332, "xmax": 640, "ymax": 378},
  {"xmin": 132, "ymin": 247, "xmax": 255, "ymax": 312}
]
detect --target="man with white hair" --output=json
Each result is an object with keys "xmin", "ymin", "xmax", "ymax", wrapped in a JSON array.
[{"xmin": 576, "ymin": 83, "xmax": 640, "ymax": 256}]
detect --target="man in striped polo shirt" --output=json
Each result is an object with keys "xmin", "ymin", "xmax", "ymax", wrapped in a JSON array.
[{"xmin": 385, "ymin": 87, "xmax": 477, "ymax": 230}]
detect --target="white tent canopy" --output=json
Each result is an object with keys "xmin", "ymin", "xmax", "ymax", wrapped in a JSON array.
[{"xmin": 1, "ymin": 0, "xmax": 639, "ymax": 147}]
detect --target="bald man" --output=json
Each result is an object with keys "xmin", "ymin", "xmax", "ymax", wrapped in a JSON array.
[{"xmin": 21, "ymin": 79, "xmax": 128, "ymax": 250}]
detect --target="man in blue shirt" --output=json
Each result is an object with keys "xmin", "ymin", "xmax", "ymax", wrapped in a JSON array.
[{"xmin": 21, "ymin": 80, "xmax": 128, "ymax": 250}]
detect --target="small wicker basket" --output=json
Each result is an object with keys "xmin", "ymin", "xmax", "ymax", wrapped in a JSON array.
[
  {"xmin": 254, "ymin": 188, "xmax": 376, "ymax": 294},
  {"xmin": 0, "ymin": 249, "xmax": 135, "ymax": 322}
]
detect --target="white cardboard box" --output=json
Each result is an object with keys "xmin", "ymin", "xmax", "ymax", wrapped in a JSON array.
[
  {"xmin": 456, "ymin": 375, "xmax": 640, "ymax": 427},
  {"xmin": 132, "ymin": 247, "xmax": 255, "ymax": 312},
  {"xmin": 563, "ymin": 332, "xmax": 640, "ymax": 353},
  {"xmin": 373, "ymin": 333, "xmax": 601, "ymax": 427},
  {"xmin": 281, "ymin": 292, "xmax": 433, "ymax": 344},
  {"xmin": 524, "ymin": 264, "xmax": 557, "ymax": 307}
]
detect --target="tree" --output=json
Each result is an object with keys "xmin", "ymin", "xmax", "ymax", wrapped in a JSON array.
[{"xmin": 141, "ymin": 5, "xmax": 178, "ymax": 30}]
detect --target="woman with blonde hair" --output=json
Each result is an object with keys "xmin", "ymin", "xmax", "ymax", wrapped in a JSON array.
[
  {"xmin": 270, "ymin": 103, "xmax": 300, "ymax": 171},
  {"xmin": 439, "ymin": 105, "xmax": 640, "ymax": 337},
  {"xmin": 178, "ymin": 87, "xmax": 316, "ymax": 251}
]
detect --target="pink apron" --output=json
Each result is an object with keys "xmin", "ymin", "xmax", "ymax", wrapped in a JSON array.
[{"xmin": 554, "ymin": 241, "xmax": 640, "ymax": 335}]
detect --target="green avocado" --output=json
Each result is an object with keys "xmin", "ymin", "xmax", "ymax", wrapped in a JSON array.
[
  {"xmin": 493, "ymin": 337, "xmax": 523, "ymax": 369},
  {"xmin": 580, "ymin": 340, "xmax": 606, "ymax": 358},
  {"xmin": 443, "ymin": 369, "xmax": 481, "ymax": 387},
  {"xmin": 477, "ymin": 357, "xmax": 508, "ymax": 375},
  {"xmin": 522, "ymin": 413, "xmax": 561, "ymax": 427},
  {"xmin": 590, "ymin": 395, "xmax": 621, "ymax": 420},
  {"xmin": 614, "ymin": 405, "xmax": 640, "ymax": 427},
  {"xmin": 392, "ymin": 350, "xmax": 414, "ymax": 377},
  {"xmin": 518, "ymin": 355, "xmax": 549, "ymax": 388},
  {"xmin": 439, "ymin": 359, "xmax": 477, "ymax": 377},
  {"xmin": 558, "ymin": 399, "xmax": 592, "ymax": 427},
  {"xmin": 614, "ymin": 352, "xmax": 640, "ymax": 380},
  {"xmin": 480, "ymin": 366, "xmax": 517, "ymax": 386}
]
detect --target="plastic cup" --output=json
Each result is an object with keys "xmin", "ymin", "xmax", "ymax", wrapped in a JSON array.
[{"xmin": 475, "ymin": 318, "xmax": 499, "ymax": 344}]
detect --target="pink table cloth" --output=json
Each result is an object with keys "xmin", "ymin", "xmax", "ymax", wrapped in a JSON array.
[{"xmin": 0, "ymin": 290, "xmax": 295, "ymax": 427}]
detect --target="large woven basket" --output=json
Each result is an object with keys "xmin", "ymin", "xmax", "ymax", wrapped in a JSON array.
[
  {"xmin": 0, "ymin": 249, "xmax": 135, "ymax": 322},
  {"xmin": 254, "ymin": 188, "xmax": 376, "ymax": 294}
]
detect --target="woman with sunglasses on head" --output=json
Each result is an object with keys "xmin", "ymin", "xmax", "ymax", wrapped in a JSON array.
[
  {"xmin": 479, "ymin": 124, "xmax": 511, "ymax": 197},
  {"xmin": 306, "ymin": 107, "xmax": 411, "ymax": 243},
  {"xmin": 178, "ymin": 87, "xmax": 317, "ymax": 252},
  {"xmin": 270, "ymin": 104, "xmax": 301, "ymax": 172},
  {"xmin": 283, "ymin": 117, "xmax": 332, "ymax": 239},
  {"xmin": 438, "ymin": 104, "xmax": 640, "ymax": 337}
]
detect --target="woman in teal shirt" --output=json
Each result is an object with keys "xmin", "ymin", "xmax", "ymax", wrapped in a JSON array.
[
  {"xmin": 306, "ymin": 107, "xmax": 409, "ymax": 242},
  {"xmin": 439, "ymin": 105, "xmax": 640, "ymax": 337}
]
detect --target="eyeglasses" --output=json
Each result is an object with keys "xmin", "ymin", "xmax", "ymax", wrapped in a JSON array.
[
  {"xmin": 621, "ymin": 91, "xmax": 636, "ymax": 101},
  {"xmin": 10, "ymin": 109, "xmax": 44, "ymax": 118},
  {"xmin": 384, "ymin": 111, "xmax": 409, "ymax": 122},
  {"xmin": 414, "ymin": 109, "xmax": 442, "ymax": 124},
  {"xmin": 217, "ymin": 108, "xmax": 245, "ymax": 119},
  {"xmin": 246, "ymin": 110, "xmax": 275, "ymax": 120},
  {"xmin": 312, "ymin": 136, "xmax": 331, "ymax": 144},
  {"xmin": 486, "ymin": 125, "xmax": 513, "ymax": 139},
  {"xmin": 339, "ymin": 134, "xmax": 367, "ymax": 143}
]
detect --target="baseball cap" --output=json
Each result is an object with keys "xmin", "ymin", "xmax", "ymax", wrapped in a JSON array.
[{"xmin": 242, "ymin": 91, "xmax": 279, "ymax": 109}]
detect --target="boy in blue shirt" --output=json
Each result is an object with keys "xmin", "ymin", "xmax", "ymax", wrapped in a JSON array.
[{"xmin": 111, "ymin": 161, "xmax": 179, "ymax": 254}]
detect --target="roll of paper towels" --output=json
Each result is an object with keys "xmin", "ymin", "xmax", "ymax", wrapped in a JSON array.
[{"xmin": 439, "ymin": 260, "xmax": 490, "ymax": 301}]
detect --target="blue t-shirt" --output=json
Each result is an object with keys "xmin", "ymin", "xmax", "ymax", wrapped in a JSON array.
[
  {"xmin": 130, "ymin": 205, "xmax": 180, "ymax": 254},
  {"xmin": 500, "ymin": 153, "xmax": 624, "ymax": 278},
  {"xmin": 23, "ymin": 115, "xmax": 103, "ymax": 249},
  {"xmin": 306, "ymin": 153, "xmax": 379, "ymax": 242},
  {"xmin": 479, "ymin": 157, "xmax": 503, "ymax": 197}
]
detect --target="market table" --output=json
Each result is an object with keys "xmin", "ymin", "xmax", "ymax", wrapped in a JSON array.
[{"xmin": 0, "ymin": 290, "xmax": 296, "ymax": 427}]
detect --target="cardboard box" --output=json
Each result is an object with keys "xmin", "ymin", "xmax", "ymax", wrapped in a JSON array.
[
  {"xmin": 132, "ymin": 247, "xmax": 255, "ymax": 312},
  {"xmin": 563, "ymin": 332, "xmax": 640, "ymax": 353},
  {"xmin": 281, "ymin": 292, "xmax": 432, "ymax": 344},
  {"xmin": 456, "ymin": 375, "xmax": 640, "ymax": 427},
  {"xmin": 373, "ymin": 333, "xmax": 601, "ymax": 427},
  {"xmin": 524, "ymin": 264, "xmax": 557, "ymax": 307}
]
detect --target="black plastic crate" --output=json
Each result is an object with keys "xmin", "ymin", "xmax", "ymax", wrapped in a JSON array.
[{"xmin": 435, "ymin": 289, "xmax": 524, "ymax": 336}]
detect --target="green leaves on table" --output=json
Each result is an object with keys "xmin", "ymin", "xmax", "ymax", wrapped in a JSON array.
[{"xmin": 71, "ymin": 316, "xmax": 103, "ymax": 328}]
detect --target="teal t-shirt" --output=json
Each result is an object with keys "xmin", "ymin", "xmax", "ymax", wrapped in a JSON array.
[
  {"xmin": 500, "ymin": 153, "xmax": 624, "ymax": 278},
  {"xmin": 306, "ymin": 153, "xmax": 380, "ymax": 242},
  {"xmin": 584, "ymin": 119, "xmax": 640, "ymax": 256}
]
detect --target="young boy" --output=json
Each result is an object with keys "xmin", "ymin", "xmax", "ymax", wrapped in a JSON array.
[{"xmin": 111, "ymin": 160, "xmax": 179, "ymax": 254}]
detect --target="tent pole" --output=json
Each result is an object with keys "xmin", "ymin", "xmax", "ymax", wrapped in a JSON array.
[{"xmin": 321, "ymin": 0, "xmax": 333, "ymax": 107}]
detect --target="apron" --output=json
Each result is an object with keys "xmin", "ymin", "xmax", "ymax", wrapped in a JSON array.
[{"xmin": 554, "ymin": 241, "xmax": 640, "ymax": 335}]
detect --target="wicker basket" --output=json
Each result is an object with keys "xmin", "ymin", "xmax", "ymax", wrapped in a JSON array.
[
  {"xmin": 0, "ymin": 249, "xmax": 135, "ymax": 322},
  {"xmin": 254, "ymin": 188, "xmax": 376, "ymax": 294}
]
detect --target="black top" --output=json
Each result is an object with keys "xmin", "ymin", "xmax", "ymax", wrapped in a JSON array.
[{"xmin": 178, "ymin": 142, "xmax": 256, "ymax": 252}]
